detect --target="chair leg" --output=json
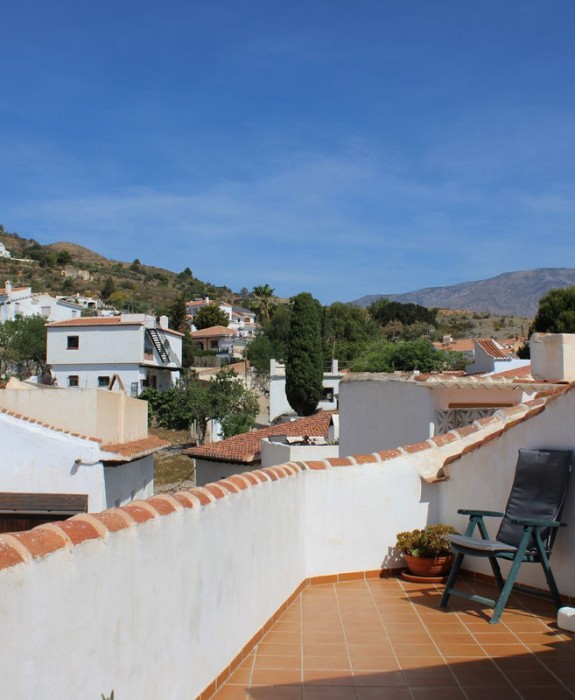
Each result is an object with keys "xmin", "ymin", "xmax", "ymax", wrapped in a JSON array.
[
  {"xmin": 537, "ymin": 545, "xmax": 563, "ymax": 609},
  {"xmin": 488, "ymin": 556, "xmax": 505, "ymax": 591},
  {"xmin": 439, "ymin": 552, "xmax": 465, "ymax": 608},
  {"xmin": 490, "ymin": 534, "xmax": 531, "ymax": 624}
]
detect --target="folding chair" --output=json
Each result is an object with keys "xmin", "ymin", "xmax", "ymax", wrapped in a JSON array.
[{"xmin": 439, "ymin": 448, "xmax": 572, "ymax": 623}]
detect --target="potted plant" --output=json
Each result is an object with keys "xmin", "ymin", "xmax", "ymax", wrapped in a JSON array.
[{"xmin": 395, "ymin": 524, "xmax": 458, "ymax": 578}]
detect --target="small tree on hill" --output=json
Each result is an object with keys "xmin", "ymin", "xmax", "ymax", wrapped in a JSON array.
[
  {"xmin": 193, "ymin": 303, "xmax": 229, "ymax": 330},
  {"xmin": 285, "ymin": 293, "xmax": 323, "ymax": 416},
  {"xmin": 531, "ymin": 287, "xmax": 575, "ymax": 334}
]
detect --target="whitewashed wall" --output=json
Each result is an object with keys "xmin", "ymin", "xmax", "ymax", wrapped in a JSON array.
[
  {"xmin": 340, "ymin": 375, "xmax": 434, "ymax": 455},
  {"xmin": 261, "ymin": 440, "xmax": 339, "ymax": 467}
]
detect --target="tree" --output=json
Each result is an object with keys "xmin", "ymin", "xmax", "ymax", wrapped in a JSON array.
[
  {"xmin": 249, "ymin": 284, "xmax": 277, "ymax": 323},
  {"xmin": 369, "ymin": 299, "xmax": 437, "ymax": 328},
  {"xmin": 168, "ymin": 295, "xmax": 188, "ymax": 333},
  {"xmin": 140, "ymin": 368, "xmax": 259, "ymax": 441},
  {"xmin": 193, "ymin": 303, "xmax": 229, "ymax": 330},
  {"xmin": 349, "ymin": 338, "xmax": 463, "ymax": 373},
  {"xmin": 531, "ymin": 287, "xmax": 575, "ymax": 334},
  {"xmin": 101, "ymin": 276, "xmax": 116, "ymax": 302},
  {"xmin": 285, "ymin": 293, "xmax": 324, "ymax": 416},
  {"xmin": 0, "ymin": 315, "xmax": 48, "ymax": 378}
]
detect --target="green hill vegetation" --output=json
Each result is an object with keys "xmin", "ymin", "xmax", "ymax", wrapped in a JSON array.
[{"xmin": 0, "ymin": 225, "xmax": 235, "ymax": 315}]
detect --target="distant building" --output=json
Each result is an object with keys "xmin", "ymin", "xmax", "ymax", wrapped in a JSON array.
[
  {"xmin": 0, "ymin": 281, "xmax": 83, "ymax": 323},
  {"xmin": 46, "ymin": 313, "xmax": 183, "ymax": 396}
]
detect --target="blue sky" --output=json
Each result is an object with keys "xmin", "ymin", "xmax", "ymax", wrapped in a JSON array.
[{"xmin": 1, "ymin": 1, "xmax": 574, "ymax": 304}]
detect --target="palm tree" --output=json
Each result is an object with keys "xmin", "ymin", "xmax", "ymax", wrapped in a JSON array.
[{"xmin": 250, "ymin": 284, "xmax": 277, "ymax": 323}]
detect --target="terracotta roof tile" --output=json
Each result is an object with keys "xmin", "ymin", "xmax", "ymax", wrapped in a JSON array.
[
  {"xmin": 489, "ymin": 365, "xmax": 533, "ymax": 380},
  {"xmin": 100, "ymin": 435, "xmax": 169, "ymax": 461},
  {"xmin": 190, "ymin": 326, "xmax": 235, "ymax": 338},
  {"xmin": 185, "ymin": 412, "xmax": 334, "ymax": 464},
  {"xmin": 476, "ymin": 339, "xmax": 511, "ymax": 358}
]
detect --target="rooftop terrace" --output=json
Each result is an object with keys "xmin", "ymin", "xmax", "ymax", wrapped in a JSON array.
[
  {"xmin": 212, "ymin": 577, "xmax": 575, "ymax": 699},
  {"xmin": 0, "ymin": 376, "xmax": 574, "ymax": 699}
]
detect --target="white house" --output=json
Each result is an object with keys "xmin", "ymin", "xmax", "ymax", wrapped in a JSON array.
[
  {"xmin": 46, "ymin": 313, "xmax": 183, "ymax": 396},
  {"xmin": 187, "ymin": 297, "xmax": 257, "ymax": 338},
  {"xmin": 268, "ymin": 358, "xmax": 345, "ymax": 422},
  {"xmin": 0, "ymin": 243, "xmax": 11, "ymax": 258},
  {"xmin": 0, "ymin": 381, "xmax": 167, "ymax": 530},
  {"xmin": 465, "ymin": 338, "xmax": 530, "ymax": 376},
  {"xmin": 0, "ymin": 281, "xmax": 83, "ymax": 323},
  {"xmin": 338, "ymin": 370, "xmax": 544, "ymax": 458}
]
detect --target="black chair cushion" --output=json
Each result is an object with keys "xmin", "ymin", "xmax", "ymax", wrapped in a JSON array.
[{"xmin": 496, "ymin": 448, "xmax": 572, "ymax": 549}]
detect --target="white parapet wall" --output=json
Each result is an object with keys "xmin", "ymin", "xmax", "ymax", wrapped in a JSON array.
[{"xmin": 0, "ymin": 384, "xmax": 575, "ymax": 698}]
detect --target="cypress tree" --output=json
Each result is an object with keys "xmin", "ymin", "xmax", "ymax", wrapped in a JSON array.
[{"xmin": 285, "ymin": 292, "xmax": 324, "ymax": 416}]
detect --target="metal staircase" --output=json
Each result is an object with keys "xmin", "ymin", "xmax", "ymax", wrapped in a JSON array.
[{"xmin": 146, "ymin": 328, "xmax": 171, "ymax": 363}]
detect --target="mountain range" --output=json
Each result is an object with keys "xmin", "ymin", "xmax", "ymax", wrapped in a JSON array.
[{"xmin": 351, "ymin": 268, "xmax": 575, "ymax": 318}]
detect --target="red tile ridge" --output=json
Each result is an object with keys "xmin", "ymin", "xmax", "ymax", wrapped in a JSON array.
[{"xmin": 100, "ymin": 435, "xmax": 169, "ymax": 461}]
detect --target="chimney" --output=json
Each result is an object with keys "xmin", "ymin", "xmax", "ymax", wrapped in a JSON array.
[
  {"xmin": 159, "ymin": 315, "xmax": 169, "ymax": 330},
  {"xmin": 530, "ymin": 333, "xmax": 575, "ymax": 382}
]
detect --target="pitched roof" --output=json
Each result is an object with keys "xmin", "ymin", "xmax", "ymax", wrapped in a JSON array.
[
  {"xmin": 186, "ymin": 412, "xmax": 334, "ymax": 464},
  {"xmin": 488, "ymin": 364, "xmax": 533, "ymax": 380},
  {"xmin": 433, "ymin": 339, "xmax": 475, "ymax": 353},
  {"xmin": 46, "ymin": 317, "xmax": 133, "ymax": 328},
  {"xmin": 191, "ymin": 325, "xmax": 235, "ymax": 338},
  {"xmin": 475, "ymin": 339, "xmax": 511, "ymax": 359},
  {"xmin": 100, "ymin": 435, "xmax": 169, "ymax": 461}
]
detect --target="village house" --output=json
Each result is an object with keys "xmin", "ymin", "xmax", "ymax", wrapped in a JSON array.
[
  {"xmin": 46, "ymin": 313, "xmax": 183, "ymax": 395},
  {"xmin": 186, "ymin": 411, "xmax": 337, "ymax": 484},
  {"xmin": 1, "ymin": 335, "xmax": 575, "ymax": 698},
  {"xmin": 0, "ymin": 280, "xmax": 83, "ymax": 323},
  {"xmin": 0, "ymin": 379, "xmax": 166, "ymax": 531}
]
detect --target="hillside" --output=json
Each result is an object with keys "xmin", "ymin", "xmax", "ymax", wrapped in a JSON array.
[
  {"xmin": 0, "ymin": 226, "xmax": 235, "ymax": 314},
  {"xmin": 352, "ymin": 268, "xmax": 575, "ymax": 318}
]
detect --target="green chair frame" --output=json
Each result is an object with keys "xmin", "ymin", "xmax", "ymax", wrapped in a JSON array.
[{"xmin": 439, "ymin": 448, "xmax": 572, "ymax": 624}]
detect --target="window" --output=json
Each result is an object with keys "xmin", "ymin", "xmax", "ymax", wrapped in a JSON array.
[
  {"xmin": 322, "ymin": 387, "xmax": 335, "ymax": 402},
  {"xmin": 41, "ymin": 306, "xmax": 50, "ymax": 318},
  {"xmin": 67, "ymin": 335, "xmax": 79, "ymax": 350},
  {"xmin": 68, "ymin": 375, "xmax": 79, "ymax": 387},
  {"xmin": 97, "ymin": 376, "xmax": 110, "ymax": 388}
]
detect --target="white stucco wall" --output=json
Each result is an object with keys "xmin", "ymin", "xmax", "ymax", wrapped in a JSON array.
[
  {"xmin": 48, "ymin": 324, "xmax": 144, "ymax": 365},
  {"xmin": 0, "ymin": 412, "xmax": 107, "ymax": 511},
  {"xmin": 339, "ymin": 375, "xmax": 434, "ymax": 456},
  {"xmin": 260, "ymin": 440, "xmax": 339, "ymax": 467},
  {"xmin": 104, "ymin": 456, "xmax": 154, "ymax": 507},
  {"xmin": 0, "ymin": 387, "xmax": 148, "ymax": 443}
]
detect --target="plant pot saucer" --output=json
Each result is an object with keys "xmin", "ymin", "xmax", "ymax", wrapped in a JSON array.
[{"xmin": 401, "ymin": 571, "xmax": 449, "ymax": 584}]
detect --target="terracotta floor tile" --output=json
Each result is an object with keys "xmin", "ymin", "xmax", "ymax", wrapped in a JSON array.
[
  {"xmin": 353, "ymin": 668, "xmax": 404, "ymax": 684},
  {"xmin": 225, "ymin": 668, "xmax": 252, "ymax": 685},
  {"xmin": 462, "ymin": 687, "xmax": 518, "ymax": 700},
  {"xmin": 258, "ymin": 643, "xmax": 302, "ymax": 657},
  {"xmin": 302, "ymin": 670, "xmax": 355, "ymax": 686},
  {"xmin": 247, "ymin": 687, "xmax": 302, "ymax": 700},
  {"xmin": 303, "ymin": 655, "xmax": 351, "ymax": 671},
  {"xmin": 250, "ymin": 669, "xmax": 302, "ymax": 686},
  {"xmin": 513, "ymin": 686, "xmax": 575, "ymax": 699},
  {"xmin": 398, "ymin": 656, "xmax": 449, "ymax": 670},
  {"xmin": 301, "ymin": 687, "xmax": 357, "ymax": 699},
  {"xmin": 439, "ymin": 644, "xmax": 487, "ymax": 657},
  {"xmin": 409, "ymin": 687, "xmax": 467, "ymax": 699},
  {"xmin": 356, "ymin": 687, "xmax": 412, "ymax": 699},
  {"xmin": 211, "ymin": 686, "xmax": 249, "ymax": 699},
  {"xmin": 211, "ymin": 580, "xmax": 575, "ymax": 700},
  {"xmin": 350, "ymin": 657, "xmax": 403, "ymax": 672},
  {"xmin": 392, "ymin": 643, "xmax": 442, "ymax": 657},
  {"xmin": 254, "ymin": 655, "xmax": 302, "ymax": 671}
]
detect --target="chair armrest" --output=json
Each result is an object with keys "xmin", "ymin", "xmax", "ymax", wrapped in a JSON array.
[
  {"xmin": 510, "ymin": 517, "xmax": 564, "ymax": 528},
  {"xmin": 458, "ymin": 509, "xmax": 504, "ymax": 518}
]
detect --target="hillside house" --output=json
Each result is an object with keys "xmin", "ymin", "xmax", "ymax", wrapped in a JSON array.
[
  {"xmin": 268, "ymin": 358, "xmax": 344, "ymax": 421},
  {"xmin": 0, "ymin": 381, "xmax": 166, "ymax": 531},
  {"xmin": 2, "ymin": 335, "xmax": 575, "ymax": 698},
  {"xmin": 465, "ymin": 338, "xmax": 530, "ymax": 375},
  {"xmin": 190, "ymin": 325, "xmax": 236, "ymax": 354},
  {"xmin": 339, "ymin": 370, "xmax": 543, "ymax": 457},
  {"xmin": 186, "ymin": 411, "xmax": 336, "ymax": 485},
  {"xmin": 0, "ymin": 281, "xmax": 83, "ymax": 323},
  {"xmin": 46, "ymin": 313, "xmax": 182, "ymax": 395}
]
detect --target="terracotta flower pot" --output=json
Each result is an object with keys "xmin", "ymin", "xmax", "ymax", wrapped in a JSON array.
[{"xmin": 404, "ymin": 553, "xmax": 454, "ymax": 578}]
